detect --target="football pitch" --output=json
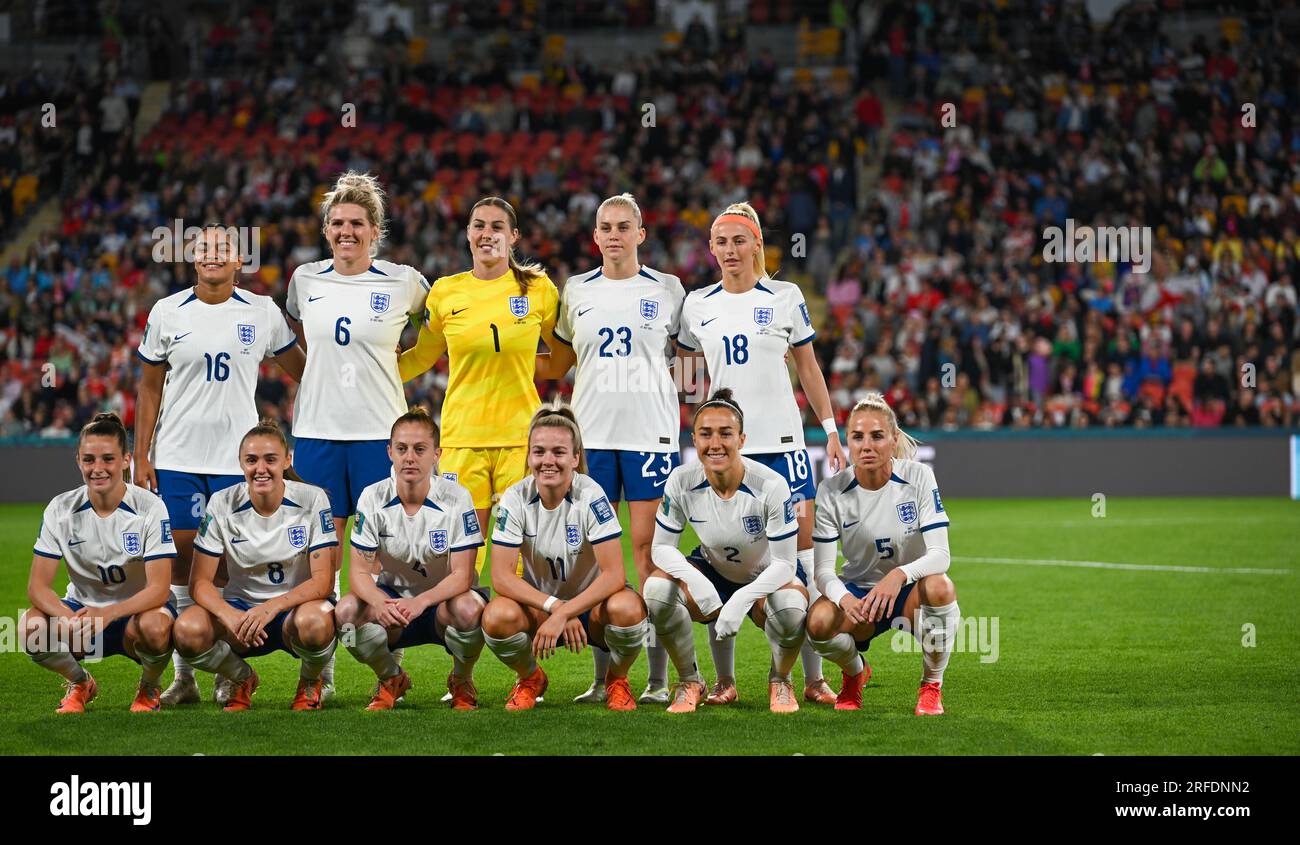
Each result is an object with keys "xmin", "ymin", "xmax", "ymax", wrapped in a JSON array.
[{"xmin": 1, "ymin": 497, "xmax": 1296, "ymax": 756}]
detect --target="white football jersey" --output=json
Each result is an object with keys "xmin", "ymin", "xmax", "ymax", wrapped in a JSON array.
[
  {"xmin": 677, "ymin": 277, "xmax": 816, "ymax": 454},
  {"xmin": 492, "ymin": 473, "xmax": 623, "ymax": 600},
  {"xmin": 351, "ymin": 475, "xmax": 484, "ymax": 597},
  {"xmin": 654, "ymin": 457, "xmax": 797, "ymax": 584},
  {"xmin": 285, "ymin": 260, "xmax": 429, "ymax": 440},
  {"xmin": 554, "ymin": 266, "xmax": 685, "ymax": 451},
  {"xmin": 34, "ymin": 485, "xmax": 177, "ymax": 607},
  {"xmin": 192, "ymin": 479, "xmax": 338, "ymax": 603},
  {"xmin": 138, "ymin": 288, "xmax": 298, "ymax": 474},
  {"xmin": 812, "ymin": 459, "xmax": 949, "ymax": 590}
]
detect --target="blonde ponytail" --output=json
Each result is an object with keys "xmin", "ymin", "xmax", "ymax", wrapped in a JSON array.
[{"xmin": 848, "ymin": 392, "xmax": 919, "ymax": 460}]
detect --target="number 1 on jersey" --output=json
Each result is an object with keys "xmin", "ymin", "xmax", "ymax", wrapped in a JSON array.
[{"xmin": 490, "ymin": 323, "xmax": 500, "ymax": 353}]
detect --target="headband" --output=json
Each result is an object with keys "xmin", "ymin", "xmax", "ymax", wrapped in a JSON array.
[
  {"xmin": 710, "ymin": 213, "xmax": 763, "ymax": 242},
  {"xmin": 698, "ymin": 397, "xmax": 744, "ymax": 421}
]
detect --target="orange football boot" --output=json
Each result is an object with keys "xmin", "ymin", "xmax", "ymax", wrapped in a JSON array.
[
  {"xmin": 604, "ymin": 676, "xmax": 636, "ymax": 712},
  {"xmin": 915, "ymin": 681, "xmax": 944, "ymax": 715},
  {"xmin": 447, "ymin": 673, "xmax": 478, "ymax": 711},
  {"xmin": 366, "ymin": 670, "xmax": 412, "ymax": 711},
  {"xmin": 291, "ymin": 677, "xmax": 324, "ymax": 711},
  {"xmin": 221, "ymin": 669, "xmax": 260, "ymax": 712},
  {"xmin": 703, "ymin": 679, "xmax": 738, "ymax": 705},
  {"xmin": 129, "ymin": 681, "xmax": 162, "ymax": 713},
  {"xmin": 804, "ymin": 678, "xmax": 838, "ymax": 705},
  {"xmin": 504, "ymin": 666, "xmax": 548, "ymax": 711},
  {"xmin": 55, "ymin": 673, "xmax": 98, "ymax": 714},
  {"xmin": 666, "ymin": 680, "xmax": 706, "ymax": 713},
  {"xmin": 835, "ymin": 664, "xmax": 872, "ymax": 711},
  {"xmin": 769, "ymin": 679, "xmax": 800, "ymax": 713}
]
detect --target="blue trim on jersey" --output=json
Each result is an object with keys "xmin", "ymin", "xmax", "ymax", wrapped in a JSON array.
[
  {"xmin": 117, "ymin": 501, "xmax": 136, "ymax": 515},
  {"xmin": 382, "ymin": 496, "xmax": 443, "ymax": 511},
  {"xmin": 655, "ymin": 518, "xmax": 683, "ymax": 533},
  {"xmin": 281, "ymin": 498, "xmax": 302, "ymax": 508},
  {"xmin": 350, "ymin": 539, "xmax": 379, "ymax": 552},
  {"xmin": 920, "ymin": 521, "xmax": 950, "ymax": 532},
  {"xmin": 754, "ymin": 280, "xmax": 774, "ymax": 294},
  {"xmin": 675, "ymin": 339, "xmax": 696, "ymax": 351},
  {"xmin": 369, "ymin": 264, "xmax": 388, "ymax": 276},
  {"xmin": 179, "ymin": 293, "xmax": 198, "ymax": 307},
  {"xmin": 591, "ymin": 531, "xmax": 623, "ymax": 546},
  {"xmin": 703, "ymin": 284, "xmax": 724, "ymax": 298},
  {"xmin": 552, "ymin": 332, "xmax": 573, "ymax": 346},
  {"xmin": 192, "ymin": 542, "xmax": 223, "ymax": 557},
  {"xmin": 33, "ymin": 547, "xmax": 61, "ymax": 560},
  {"xmin": 322, "ymin": 264, "xmax": 334, "ymax": 274},
  {"xmin": 449, "ymin": 541, "xmax": 485, "ymax": 552},
  {"xmin": 691, "ymin": 480, "xmax": 711, "ymax": 491},
  {"xmin": 737, "ymin": 483, "xmax": 756, "ymax": 497},
  {"xmin": 142, "ymin": 553, "xmax": 173, "ymax": 562},
  {"xmin": 492, "ymin": 538, "xmax": 523, "ymax": 548},
  {"xmin": 792, "ymin": 332, "xmax": 816, "ymax": 347},
  {"xmin": 272, "ymin": 338, "xmax": 297, "ymax": 356},
  {"xmin": 234, "ymin": 500, "xmax": 254, "ymax": 513},
  {"xmin": 582, "ymin": 269, "xmax": 603, "ymax": 283},
  {"xmin": 136, "ymin": 349, "xmax": 164, "ymax": 365},
  {"xmin": 812, "ymin": 534, "xmax": 839, "ymax": 543},
  {"xmin": 767, "ymin": 528, "xmax": 798, "ymax": 542},
  {"xmin": 230, "ymin": 290, "xmax": 250, "ymax": 304},
  {"xmin": 843, "ymin": 477, "xmax": 859, "ymax": 492},
  {"xmin": 308, "ymin": 540, "xmax": 339, "ymax": 552},
  {"xmin": 890, "ymin": 473, "xmax": 909, "ymax": 485},
  {"xmin": 637, "ymin": 268, "xmax": 658, "ymax": 281},
  {"xmin": 74, "ymin": 501, "xmax": 93, "ymax": 512},
  {"xmin": 528, "ymin": 491, "xmax": 574, "ymax": 505}
]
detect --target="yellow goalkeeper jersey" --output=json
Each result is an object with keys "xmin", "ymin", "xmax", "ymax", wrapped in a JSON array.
[{"xmin": 399, "ymin": 268, "xmax": 559, "ymax": 448}]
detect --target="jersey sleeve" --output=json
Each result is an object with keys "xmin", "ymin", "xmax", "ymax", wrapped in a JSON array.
[
  {"xmin": 553, "ymin": 284, "xmax": 574, "ymax": 346},
  {"xmin": 788, "ymin": 285, "xmax": 816, "ymax": 347},
  {"xmin": 407, "ymin": 267, "xmax": 432, "ymax": 315},
  {"xmin": 450, "ymin": 487, "xmax": 485, "ymax": 551},
  {"xmin": 142, "ymin": 496, "xmax": 177, "ymax": 561},
  {"xmin": 812, "ymin": 477, "xmax": 840, "ymax": 542},
  {"xmin": 666, "ymin": 275, "xmax": 687, "ymax": 339},
  {"xmin": 193, "ymin": 503, "xmax": 226, "ymax": 557},
  {"xmin": 137, "ymin": 301, "xmax": 168, "ymax": 364},
  {"xmin": 491, "ymin": 487, "xmax": 525, "ymax": 548},
  {"xmin": 583, "ymin": 487, "xmax": 623, "ymax": 546},
  {"xmin": 350, "ymin": 489, "xmax": 379, "ymax": 553},
  {"xmin": 33, "ymin": 501, "xmax": 63, "ymax": 560},
  {"xmin": 917, "ymin": 463, "xmax": 950, "ymax": 533},
  {"xmin": 398, "ymin": 286, "xmax": 448, "ymax": 382},
  {"xmin": 266, "ymin": 299, "xmax": 298, "ymax": 357},
  {"xmin": 539, "ymin": 276, "xmax": 560, "ymax": 341},
  {"xmin": 285, "ymin": 269, "xmax": 302, "ymax": 321},
  {"xmin": 764, "ymin": 477, "xmax": 798, "ymax": 542},
  {"xmin": 308, "ymin": 487, "xmax": 339, "ymax": 552},
  {"xmin": 675, "ymin": 298, "xmax": 698, "ymax": 351},
  {"xmin": 655, "ymin": 469, "xmax": 687, "ymax": 534}
]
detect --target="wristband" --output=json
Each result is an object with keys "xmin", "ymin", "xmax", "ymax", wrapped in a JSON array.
[
  {"xmin": 821, "ymin": 417, "xmax": 838, "ymax": 436},
  {"xmin": 543, "ymin": 596, "xmax": 558, "ymax": 613}
]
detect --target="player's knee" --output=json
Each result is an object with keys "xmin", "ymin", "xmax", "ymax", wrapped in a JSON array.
[
  {"xmin": 603, "ymin": 588, "xmax": 647, "ymax": 627},
  {"xmin": 333, "ymin": 594, "xmax": 362, "ymax": 627},
  {"xmin": 18, "ymin": 610, "xmax": 45, "ymax": 655},
  {"xmin": 138, "ymin": 611, "xmax": 173, "ymax": 652},
  {"xmin": 447, "ymin": 592, "xmax": 484, "ymax": 630},
  {"xmin": 920, "ymin": 574, "xmax": 956, "ymax": 606},
  {"xmin": 641, "ymin": 574, "xmax": 680, "ymax": 623},
  {"xmin": 292, "ymin": 604, "xmax": 335, "ymax": 649},
  {"xmin": 764, "ymin": 588, "xmax": 808, "ymax": 645},
  {"xmin": 173, "ymin": 609, "xmax": 212, "ymax": 656},
  {"xmin": 806, "ymin": 596, "xmax": 842, "ymax": 640},
  {"xmin": 481, "ymin": 597, "xmax": 526, "ymax": 638}
]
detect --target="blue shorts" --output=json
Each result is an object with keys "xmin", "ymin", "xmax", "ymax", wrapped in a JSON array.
[
  {"xmin": 155, "ymin": 470, "xmax": 243, "ymax": 531},
  {"xmin": 586, "ymin": 449, "xmax": 680, "ymax": 502},
  {"xmin": 61, "ymin": 598, "xmax": 177, "ymax": 663},
  {"xmin": 685, "ymin": 547, "xmax": 808, "ymax": 606},
  {"xmin": 291, "ymin": 438, "xmax": 390, "ymax": 518},
  {"xmin": 747, "ymin": 450, "xmax": 816, "ymax": 503},
  {"xmin": 845, "ymin": 580, "xmax": 918, "ymax": 651},
  {"xmin": 224, "ymin": 596, "xmax": 335, "ymax": 659},
  {"xmin": 377, "ymin": 583, "xmax": 489, "ymax": 651}
]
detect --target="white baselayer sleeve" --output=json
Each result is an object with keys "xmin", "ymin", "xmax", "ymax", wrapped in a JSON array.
[
  {"xmin": 650, "ymin": 522, "xmax": 723, "ymax": 616},
  {"xmin": 813, "ymin": 537, "xmax": 850, "ymax": 606},
  {"xmin": 721, "ymin": 532, "xmax": 798, "ymax": 622},
  {"xmin": 899, "ymin": 526, "xmax": 951, "ymax": 584}
]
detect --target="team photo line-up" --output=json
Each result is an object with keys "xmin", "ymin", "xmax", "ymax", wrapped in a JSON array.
[{"xmin": 22, "ymin": 171, "xmax": 960, "ymax": 717}]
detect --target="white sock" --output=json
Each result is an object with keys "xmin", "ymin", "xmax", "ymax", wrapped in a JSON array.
[
  {"xmin": 294, "ymin": 637, "xmax": 337, "ymax": 682},
  {"xmin": 644, "ymin": 578, "xmax": 703, "ymax": 685},
  {"xmin": 810, "ymin": 632, "xmax": 864, "ymax": 676},
  {"xmin": 797, "ymin": 549, "xmax": 824, "ymax": 684},
  {"xmin": 170, "ymin": 585, "xmax": 195, "ymax": 680},
  {"xmin": 484, "ymin": 631, "xmax": 537, "ymax": 678},
  {"xmin": 443, "ymin": 625, "xmax": 484, "ymax": 679},
  {"xmin": 135, "ymin": 647, "xmax": 171, "ymax": 686},
  {"xmin": 591, "ymin": 645, "xmax": 610, "ymax": 684},
  {"xmin": 707, "ymin": 619, "xmax": 736, "ymax": 683},
  {"xmin": 32, "ymin": 650, "xmax": 88, "ymax": 683},
  {"xmin": 920, "ymin": 600, "xmax": 960, "ymax": 685},
  {"xmin": 603, "ymin": 620, "xmax": 647, "ymax": 680},
  {"xmin": 763, "ymin": 589, "xmax": 807, "ymax": 682},
  {"xmin": 346, "ymin": 621, "xmax": 400, "ymax": 679},
  {"xmin": 189, "ymin": 640, "xmax": 252, "ymax": 681},
  {"xmin": 646, "ymin": 644, "xmax": 669, "ymax": 689}
]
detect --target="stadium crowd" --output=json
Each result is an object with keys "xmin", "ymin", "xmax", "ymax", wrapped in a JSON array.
[{"xmin": 1, "ymin": 0, "xmax": 1296, "ymax": 441}]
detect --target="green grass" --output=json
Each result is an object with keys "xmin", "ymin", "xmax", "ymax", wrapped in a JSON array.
[{"xmin": 2, "ymin": 497, "xmax": 1297, "ymax": 755}]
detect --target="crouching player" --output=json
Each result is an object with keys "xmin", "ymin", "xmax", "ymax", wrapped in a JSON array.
[
  {"xmin": 174, "ymin": 420, "xmax": 338, "ymax": 711},
  {"xmin": 23, "ymin": 413, "xmax": 177, "ymax": 713},
  {"xmin": 644, "ymin": 390, "xmax": 809, "ymax": 714},
  {"xmin": 807, "ymin": 393, "xmax": 960, "ymax": 715},
  {"xmin": 483, "ymin": 404, "xmax": 647, "ymax": 711},
  {"xmin": 336, "ymin": 407, "xmax": 487, "ymax": 711}
]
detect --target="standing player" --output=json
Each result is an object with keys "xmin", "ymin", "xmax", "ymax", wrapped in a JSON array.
[
  {"xmin": 481, "ymin": 405, "xmax": 648, "ymax": 711},
  {"xmin": 677, "ymin": 202, "xmax": 846, "ymax": 706},
  {"xmin": 135, "ymin": 224, "xmax": 305, "ymax": 706},
  {"xmin": 336, "ymin": 407, "xmax": 488, "ymax": 711},
  {"xmin": 400, "ymin": 196, "xmax": 561, "ymax": 577},
  {"xmin": 807, "ymin": 393, "xmax": 960, "ymax": 715},
  {"xmin": 285, "ymin": 172, "xmax": 431, "ymax": 697},
  {"xmin": 22, "ymin": 413, "xmax": 177, "ymax": 713},
  {"xmin": 535, "ymin": 193, "xmax": 684, "ymax": 704},
  {"xmin": 644, "ymin": 390, "xmax": 809, "ymax": 714},
  {"xmin": 173, "ymin": 420, "xmax": 338, "ymax": 711}
]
